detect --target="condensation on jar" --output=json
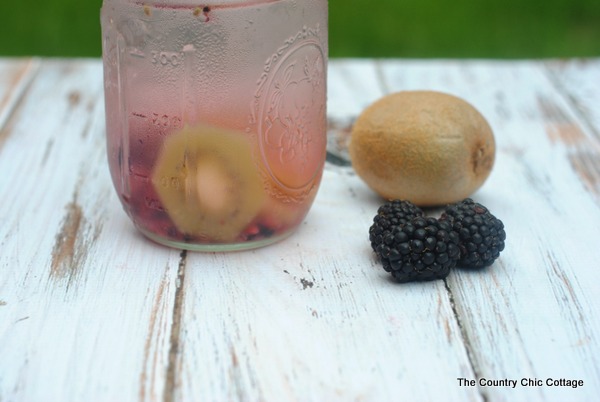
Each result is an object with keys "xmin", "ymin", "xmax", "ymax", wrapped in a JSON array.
[{"xmin": 101, "ymin": 0, "xmax": 328, "ymax": 251}]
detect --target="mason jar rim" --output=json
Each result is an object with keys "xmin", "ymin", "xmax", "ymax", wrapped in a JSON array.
[{"xmin": 104, "ymin": 0, "xmax": 285, "ymax": 6}]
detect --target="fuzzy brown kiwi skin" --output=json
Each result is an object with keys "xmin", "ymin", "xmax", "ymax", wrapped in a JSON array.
[
  {"xmin": 349, "ymin": 90, "xmax": 496, "ymax": 206},
  {"xmin": 471, "ymin": 140, "xmax": 494, "ymax": 177}
]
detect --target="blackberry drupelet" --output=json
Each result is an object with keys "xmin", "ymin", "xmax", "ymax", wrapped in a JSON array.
[
  {"xmin": 441, "ymin": 198, "xmax": 506, "ymax": 268},
  {"xmin": 374, "ymin": 216, "xmax": 461, "ymax": 283},
  {"xmin": 369, "ymin": 200, "xmax": 424, "ymax": 251}
]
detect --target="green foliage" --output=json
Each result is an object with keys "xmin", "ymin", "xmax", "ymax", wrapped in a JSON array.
[
  {"xmin": 1, "ymin": 0, "xmax": 103, "ymax": 57},
  {"xmin": 1, "ymin": 0, "xmax": 599, "ymax": 58},
  {"xmin": 329, "ymin": 0, "xmax": 600, "ymax": 58}
]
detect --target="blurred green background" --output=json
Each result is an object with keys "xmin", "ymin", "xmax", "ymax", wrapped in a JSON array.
[{"xmin": 1, "ymin": 0, "xmax": 599, "ymax": 58}]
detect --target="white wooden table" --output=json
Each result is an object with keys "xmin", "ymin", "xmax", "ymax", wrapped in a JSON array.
[{"xmin": 1, "ymin": 57, "xmax": 600, "ymax": 402}]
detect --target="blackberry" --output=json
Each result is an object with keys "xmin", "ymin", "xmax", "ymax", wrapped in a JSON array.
[
  {"xmin": 441, "ymin": 198, "xmax": 506, "ymax": 268},
  {"xmin": 369, "ymin": 200, "xmax": 424, "ymax": 251},
  {"xmin": 374, "ymin": 216, "xmax": 461, "ymax": 283}
]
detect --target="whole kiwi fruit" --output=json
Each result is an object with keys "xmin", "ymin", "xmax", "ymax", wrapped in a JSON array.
[{"xmin": 349, "ymin": 90, "xmax": 495, "ymax": 206}]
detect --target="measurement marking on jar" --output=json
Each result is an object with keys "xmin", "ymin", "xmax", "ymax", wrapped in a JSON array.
[
  {"xmin": 151, "ymin": 51, "xmax": 184, "ymax": 67},
  {"xmin": 151, "ymin": 113, "xmax": 182, "ymax": 128},
  {"xmin": 159, "ymin": 177, "xmax": 184, "ymax": 190},
  {"xmin": 131, "ymin": 172, "xmax": 150, "ymax": 182},
  {"xmin": 132, "ymin": 112, "xmax": 182, "ymax": 129},
  {"xmin": 144, "ymin": 197, "xmax": 165, "ymax": 211}
]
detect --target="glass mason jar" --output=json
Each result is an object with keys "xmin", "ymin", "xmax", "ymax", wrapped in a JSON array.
[{"xmin": 101, "ymin": 0, "xmax": 328, "ymax": 251}]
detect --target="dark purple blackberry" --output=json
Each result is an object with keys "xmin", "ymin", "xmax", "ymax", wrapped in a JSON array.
[
  {"xmin": 440, "ymin": 198, "xmax": 506, "ymax": 268},
  {"xmin": 369, "ymin": 200, "xmax": 424, "ymax": 251},
  {"xmin": 374, "ymin": 216, "xmax": 461, "ymax": 283}
]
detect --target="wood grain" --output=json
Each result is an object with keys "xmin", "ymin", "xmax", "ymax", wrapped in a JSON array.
[
  {"xmin": 0, "ymin": 58, "xmax": 40, "ymax": 153},
  {"xmin": 545, "ymin": 59, "xmax": 600, "ymax": 203},
  {"xmin": 0, "ymin": 59, "xmax": 182, "ymax": 402},
  {"xmin": 1, "ymin": 58, "xmax": 599, "ymax": 402},
  {"xmin": 377, "ymin": 59, "xmax": 600, "ymax": 401}
]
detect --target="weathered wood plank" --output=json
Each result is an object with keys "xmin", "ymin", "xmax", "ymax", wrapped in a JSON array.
[
  {"xmin": 377, "ymin": 59, "xmax": 600, "ymax": 401},
  {"xmin": 327, "ymin": 58, "xmax": 385, "ymax": 121},
  {"xmin": 544, "ymin": 59, "xmax": 600, "ymax": 137},
  {"xmin": 168, "ymin": 61, "xmax": 481, "ymax": 402},
  {"xmin": 171, "ymin": 166, "xmax": 480, "ymax": 402},
  {"xmin": 1, "ymin": 57, "xmax": 599, "ymax": 402},
  {"xmin": 327, "ymin": 59, "xmax": 386, "ymax": 165},
  {"xmin": 0, "ymin": 58, "xmax": 40, "ymax": 152},
  {"xmin": 1, "ymin": 58, "xmax": 478, "ymax": 402},
  {"xmin": 0, "ymin": 59, "xmax": 181, "ymax": 402},
  {"xmin": 544, "ymin": 59, "xmax": 600, "ymax": 202}
]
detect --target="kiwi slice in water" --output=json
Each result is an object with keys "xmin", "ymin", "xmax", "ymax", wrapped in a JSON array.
[{"xmin": 151, "ymin": 125, "xmax": 266, "ymax": 242}]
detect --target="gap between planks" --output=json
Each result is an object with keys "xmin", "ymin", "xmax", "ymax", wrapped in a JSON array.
[
  {"xmin": 163, "ymin": 250, "xmax": 188, "ymax": 402},
  {"xmin": 333, "ymin": 59, "xmax": 489, "ymax": 401},
  {"xmin": 444, "ymin": 278, "xmax": 489, "ymax": 402}
]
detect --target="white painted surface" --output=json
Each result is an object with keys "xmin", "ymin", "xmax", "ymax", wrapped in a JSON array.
[{"xmin": 0, "ymin": 58, "xmax": 599, "ymax": 402}]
